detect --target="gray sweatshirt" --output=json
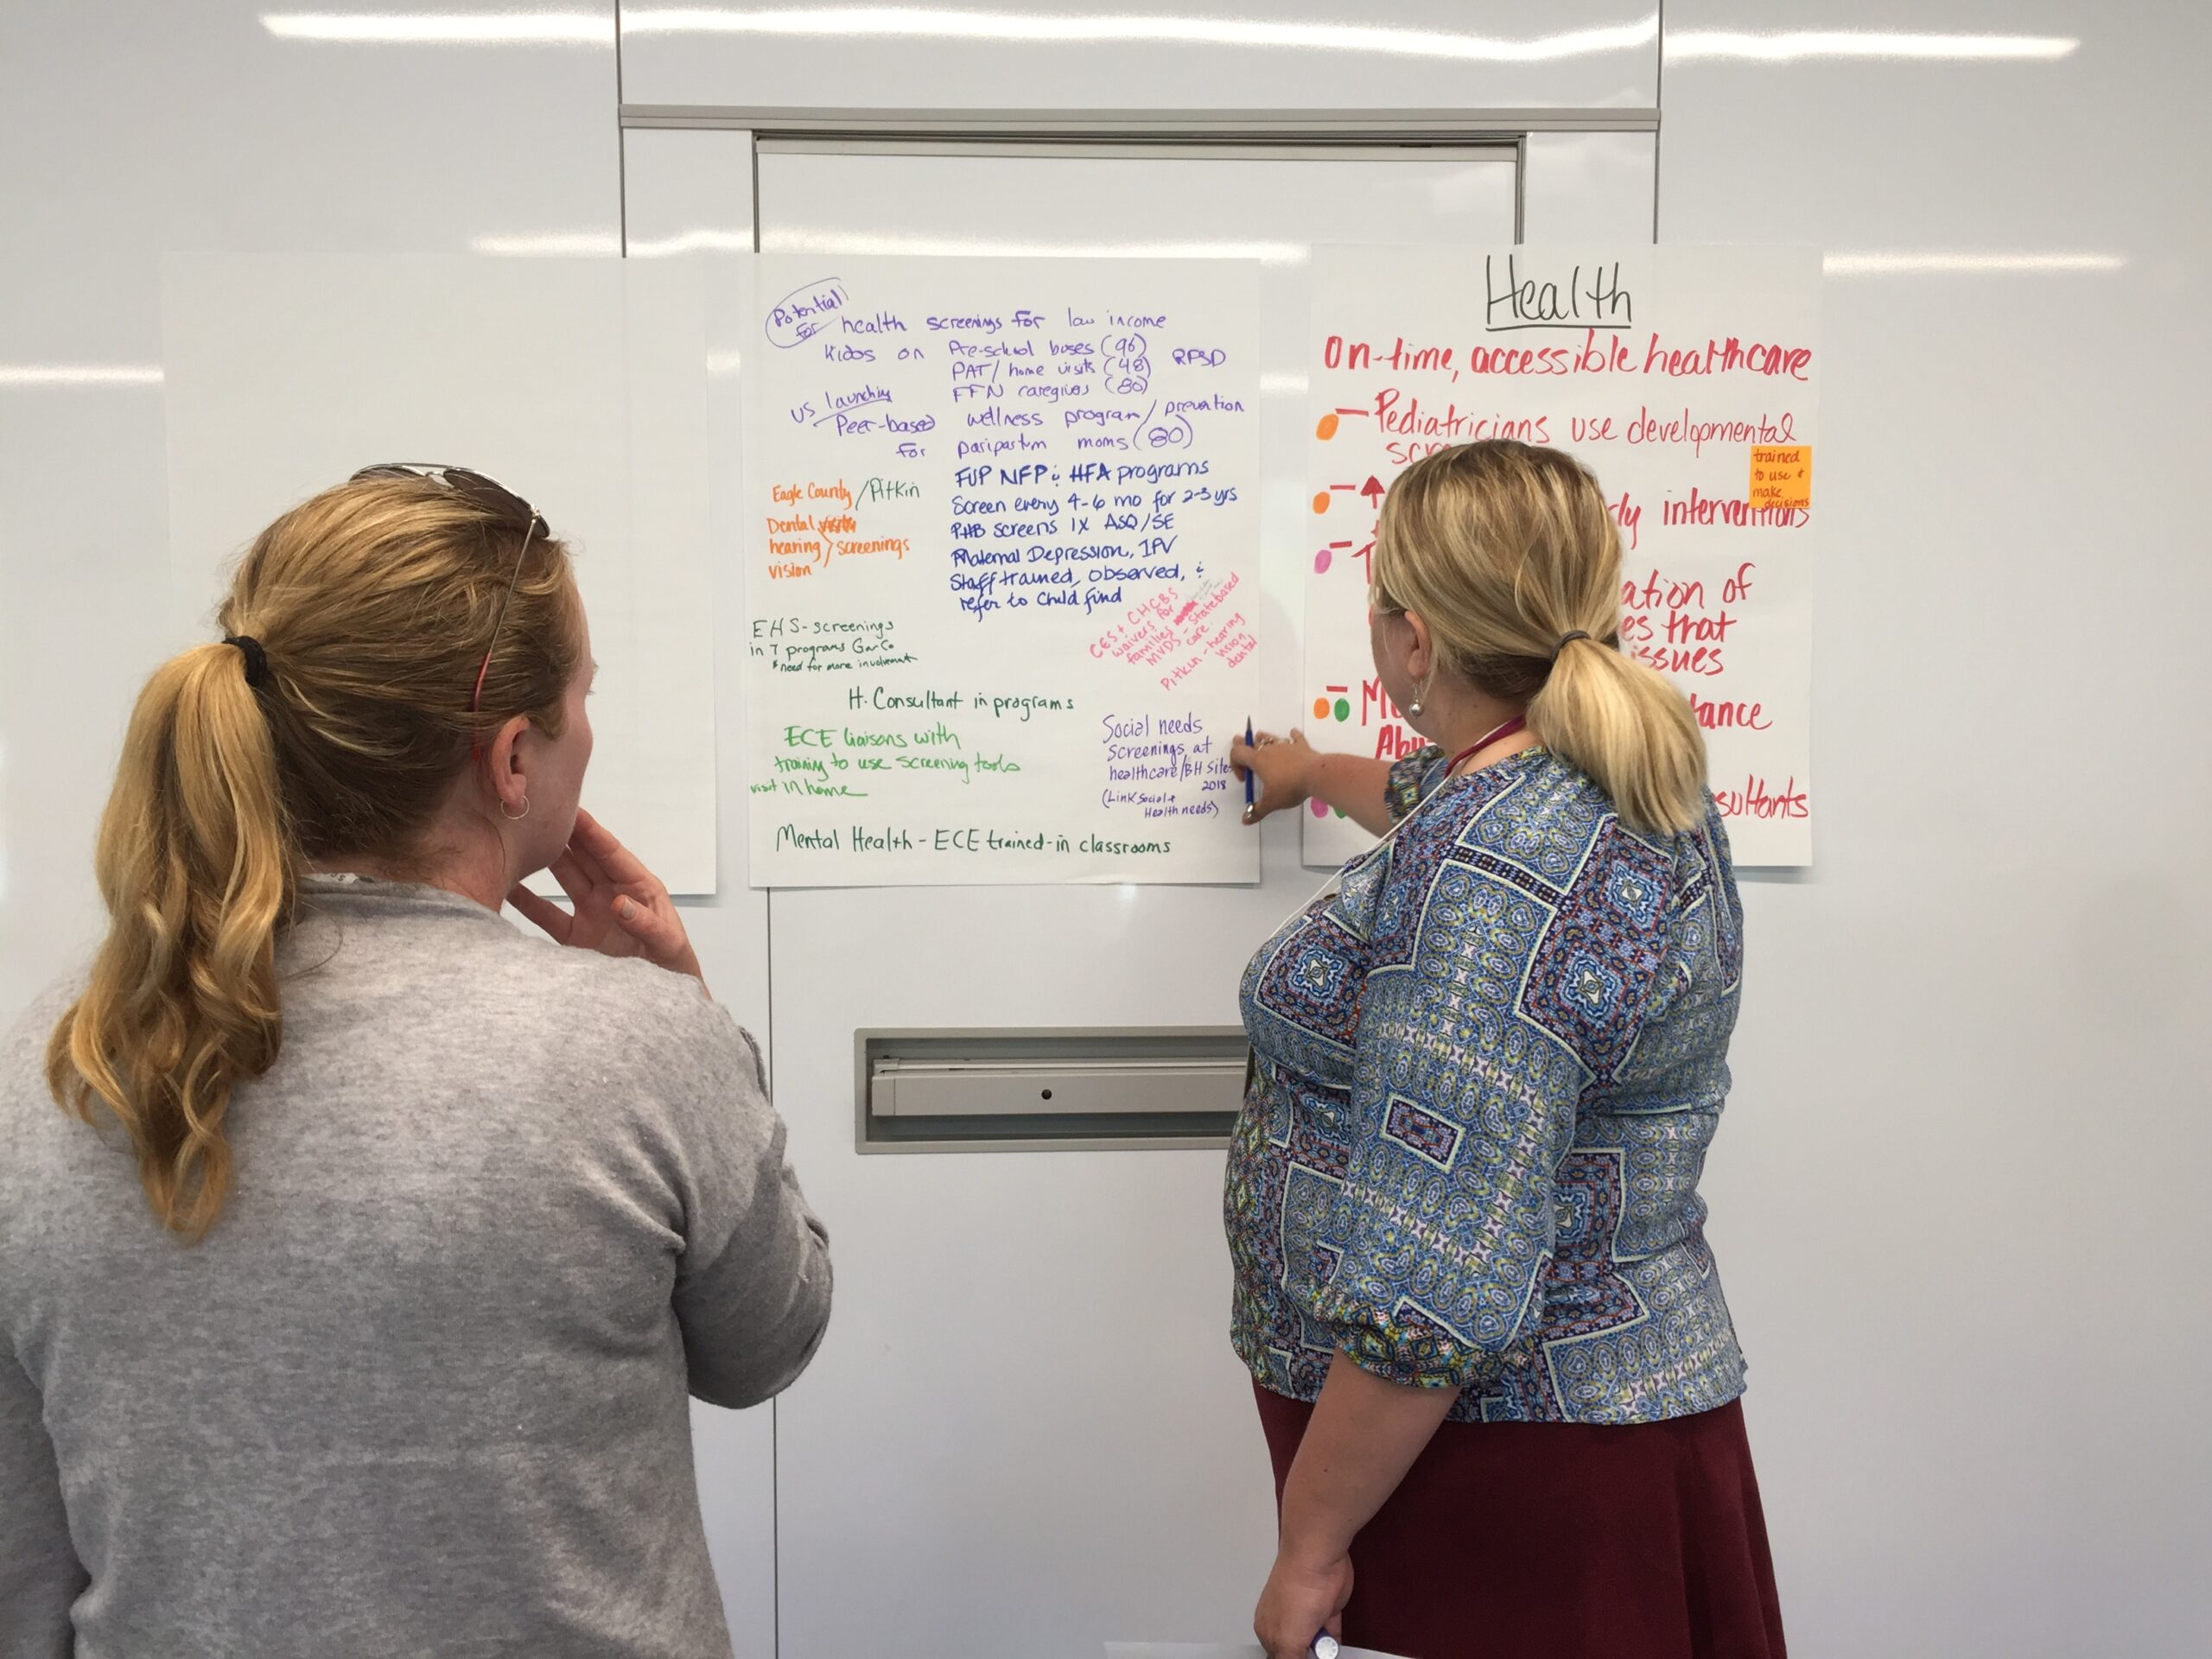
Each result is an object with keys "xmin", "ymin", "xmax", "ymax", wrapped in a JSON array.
[{"xmin": 0, "ymin": 875, "xmax": 831, "ymax": 1658}]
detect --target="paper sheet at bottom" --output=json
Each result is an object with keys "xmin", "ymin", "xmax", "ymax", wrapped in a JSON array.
[{"xmin": 1105, "ymin": 1644, "xmax": 1408, "ymax": 1658}]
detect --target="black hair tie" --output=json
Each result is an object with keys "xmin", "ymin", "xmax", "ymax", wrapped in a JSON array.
[
  {"xmin": 224, "ymin": 633, "xmax": 273, "ymax": 692},
  {"xmin": 1552, "ymin": 630, "xmax": 1591, "ymax": 659}
]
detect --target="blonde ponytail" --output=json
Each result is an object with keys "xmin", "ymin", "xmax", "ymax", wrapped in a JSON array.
[
  {"xmin": 1529, "ymin": 637, "xmax": 1708, "ymax": 835},
  {"xmin": 48, "ymin": 471, "xmax": 582, "ymax": 1237},
  {"xmin": 1371, "ymin": 440, "xmax": 1710, "ymax": 837},
  {"xmin": 47, "ymin": 642, "xmax": 295, "ymax": 1239}
]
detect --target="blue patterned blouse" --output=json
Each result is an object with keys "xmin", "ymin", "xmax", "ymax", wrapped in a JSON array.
[{"xmin": 1225, "ymin": 745, "xmax": 1750, "ymax": 1424}]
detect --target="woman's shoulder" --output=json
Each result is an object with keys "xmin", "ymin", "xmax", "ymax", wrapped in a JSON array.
[
  {"xmin": 548, "ymin": 951, "xmax": 760, "ymax": 1082},
  {"xmin": 1395, "ymin": 748, "xmax": 1600, "ymax": 857},
  {"xmin": 1383, "ymin": 743, "xmax": 1451, "ymax": 821},
  {"xmin": 0, "ymin": 976, "xmax": 111, "ymax": 1225},
  {"xmin": 2, "ymin": 977, "xmax": 82, "ymax": 1115},
  {"xmin": 459, "ymin": 930, "xmax": 759, "ymax": 1090},
  {"xmin": 286, "ymin": 879, "xmax": 760, "ymax": 1095},
  {"xmin": 3, "ymin": 976, "xmax": 79, "ymax": 1052},
  {"xmin": 542, "ymin": 953, "xmax": 772, "ymax": 1122},
  {"xmin": 1444, "ymin": 766, "xmax": 1735, "ymax": 1067},
  {"xmin": 1428, "ymin": 750, "xmax": 1728, "ymax": 919}
]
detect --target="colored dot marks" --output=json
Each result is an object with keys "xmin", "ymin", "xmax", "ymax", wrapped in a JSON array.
[
  {"xmin": 1311, "ymin": 491, "xmax": 1332, "ymax": 514},
  {"xmin": 1315, "ymin": 413, "xmax": 1339, "ymax": 441}
]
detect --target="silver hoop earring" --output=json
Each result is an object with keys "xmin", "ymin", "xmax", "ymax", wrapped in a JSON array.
[{"xmin": 500, "ymin": 796, "xmax": 530, "ymax": 822}]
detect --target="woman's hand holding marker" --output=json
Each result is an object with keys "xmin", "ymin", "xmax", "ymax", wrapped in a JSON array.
[
  {"xmin": 1252, "ymin": 1545, "xmax": 1352, "ymax": 1659},
  {"xmin": 507, "ymin": 808, "xmax": 709, "ymax": 992},
  {"xmin": 1230, "ymin": 727, "xmax": 1316, "ymax": 825}
]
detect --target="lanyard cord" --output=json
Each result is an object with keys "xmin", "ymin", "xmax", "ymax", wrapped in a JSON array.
[{"xmin": 1445, "ymin": 715, "xmax": 1529, "ymax": 775}]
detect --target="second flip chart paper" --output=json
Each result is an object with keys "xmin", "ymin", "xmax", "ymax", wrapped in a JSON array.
[
  {"xmin": 745, "ymin": 257, "xmax": 1262, "ymax": 886},
  {"xmin": 1301, "ymin": 246, "xmax": 1820, "ymax": 868}
]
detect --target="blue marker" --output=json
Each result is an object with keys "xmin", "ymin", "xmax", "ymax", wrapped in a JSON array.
[
  {"xmin": 1313, "ymin": 1636, "xmax": 1339, "ymax": 1659},
  {"xmin": 1243, "ymin": 716, "xmax": 1256, "ymax": 814}
]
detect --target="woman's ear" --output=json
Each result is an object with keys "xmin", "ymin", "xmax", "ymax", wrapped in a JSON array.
[
  {"xmin": 1400, "ymin": 609, "xmax": 1434, "ymax": 683},
  {"xmin": 485, "ymin": 714, "xmax": 533, "ymax": 816}
]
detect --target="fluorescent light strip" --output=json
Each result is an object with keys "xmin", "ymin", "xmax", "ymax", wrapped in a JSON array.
[
  {"xmin": 472, "ymin": 231, "xmax": 621, "ymax": 256},
  {"xmin": 1259, "ymin": 372, "xmax": 1309, "ymax": 397},
  {"xmin": 630, "ymin": 228, "xmax": 754, "ymax": 257},
  {"xmin": 1825, "ymin": 251, "xmax": 2126, "ymax": 276},
  {"xmin": 262, "ymin": 11, "xmax": 2074, "ymax": 67},
  {"xmin": 471, "ymin": 229, "xmax": 753, "ymax": 256},
  {"xmin": 1672, "ymin": 30, "xmax": 2075, "ymax": 62},
  {"xmin": 0, "ymin": 363, "xmax": 164, "ymax": 387},
  {"xmin": 622, "ymin": 7, "xmax": 1656, "ymax": 60},
  {"xmin": 707, "ymin": 350, "xmax": 745, "ymax": 376},
  {"xmin": 478, "ymin": 227, "xmax": 1306, "ymax": 259},
  {"xmin": 264, "ymin": 11, "xmax": 612, "ymax": 43},
  {"xmin": 266, "ymin": 5, "xmax": 1653, "ymax": 59},
  {"xmin": 764, "ymin": 227, "xmax": 1308, "ymax": 263}
]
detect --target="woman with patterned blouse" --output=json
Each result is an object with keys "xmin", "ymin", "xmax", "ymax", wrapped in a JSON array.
[{"xmin": 1227, "ymin": 441, "xmax": 1784, "ymax": 1659}]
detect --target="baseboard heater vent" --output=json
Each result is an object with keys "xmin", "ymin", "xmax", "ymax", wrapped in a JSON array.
[{"xmin": 856, "ymin": 1027, "xmax": 1248, "ymax": 1153}]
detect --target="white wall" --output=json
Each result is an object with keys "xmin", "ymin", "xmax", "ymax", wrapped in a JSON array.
[
  {"xmin": 1659, "ymin": 4, "xmax": 2212, "ymax": 1654},
  {"xmin": 0, "ymin": 1, "xmax": 621, "ymax": 1014},
  {"xmin": 3, "ymin": 4, "xmax": 2208, "ymax": 1656},
  {"xmin": 615, "ymin": 0, "xmax": 1660, "ymax": 111}
]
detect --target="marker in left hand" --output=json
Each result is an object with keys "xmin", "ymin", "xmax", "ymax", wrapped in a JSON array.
[{"xmin": 1244, "ymin": 716, "xmax": 1256, "ymax": 814}]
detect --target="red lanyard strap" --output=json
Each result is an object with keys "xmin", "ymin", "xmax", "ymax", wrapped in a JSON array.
[{"xmin": 1446, "ymin": 715, "xmax": 1528, "ymax": 773}]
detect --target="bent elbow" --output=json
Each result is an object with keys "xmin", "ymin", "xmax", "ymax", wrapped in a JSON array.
[{"xmin": 688, "ymin": 1255, "xmax": 834, "ymax": 1410}]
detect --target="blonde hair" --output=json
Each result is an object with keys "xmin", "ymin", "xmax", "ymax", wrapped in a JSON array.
[
  {"xmin": 1371, "ymin": 441, "xmax": 1707, "ymax": 836},
  {"xmin": 47, "ymin": 474, "xmax": 582, "ymax": 1238}
]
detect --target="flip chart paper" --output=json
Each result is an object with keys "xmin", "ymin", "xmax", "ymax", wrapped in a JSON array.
[
  {"xmin": 1300, "ymin": 246, "xmax": 1821, "ymax": 868},
  {"xmin": 743, "ymin": 256, "xmax": 1263, "ymax": 887},
  {"xmin": 160, "ymin": 254, "xmax": 718, "ymax": 894}
]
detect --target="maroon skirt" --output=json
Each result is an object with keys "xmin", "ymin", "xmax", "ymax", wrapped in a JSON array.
[{"xmin": 1255, "ymin": 1383, "xmax": 1786, "ymax": 1659}]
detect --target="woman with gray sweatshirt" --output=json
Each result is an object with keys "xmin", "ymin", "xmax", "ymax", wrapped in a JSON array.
[{"xmin": 0, "ymin": 467, "xmax": 830, "ymax": 1658}]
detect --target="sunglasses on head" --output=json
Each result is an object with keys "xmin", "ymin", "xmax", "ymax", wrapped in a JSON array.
[{"xmin": 351, "ymin": 462, "xmax": 549, "ymax": 749}]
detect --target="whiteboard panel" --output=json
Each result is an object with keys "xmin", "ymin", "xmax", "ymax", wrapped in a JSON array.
[
  {"xmin": 622, "ymin": 126, "xmax": 780, "ymax": 1659},
  {"xmin": 620, "ymin": 0, "xmax": 1660, "ymax": 113},
  {"xmin": 160, "ymin": 254, "xmax": 718, "ymax": 896},
  {"xmin": 756, "ymin": 143, "xmax": 1520, "ymax": 1659},
  {"xmin": 624, "ymin": 125, "xmax": 760, "ymax": 264},
  {"xmin": 1661, "ymin": 3, "xmax": 2212, "ymax": 1656},
  {"xmin": 0, "ymin": 0, "xmax": 619, "ymax": 1016},
  {"xmin": 1522, "ymin": 130, "xmax": 1656, "ymax": 240},
  {"xmin": 622, "ymin": 128, "xmax": 769, "ymax": 1007}
]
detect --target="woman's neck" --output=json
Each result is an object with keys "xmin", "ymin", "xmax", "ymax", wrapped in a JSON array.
[
  {"xmin": 310, "ymin": 803, "xmax": 516, "ymax": 913},
  {"xmin": 1427, "ymin": 694, "xmax": 1536, "ymax": 776},
  {"xmin": 311, "ymin": 856, "xmax": 510, "ymax": 912}
]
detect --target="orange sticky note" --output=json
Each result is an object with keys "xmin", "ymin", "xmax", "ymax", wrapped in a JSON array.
[{"xmin": 1748, "ymin": 445, "xmax": 1811, "ymax": 509}]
